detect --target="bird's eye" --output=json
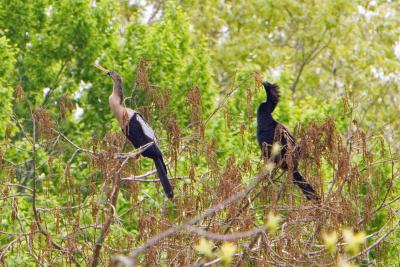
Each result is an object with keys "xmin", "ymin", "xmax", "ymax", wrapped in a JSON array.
[{"xmin": 107, "ymin": 71, "xmax": 113, "ymax": 76}]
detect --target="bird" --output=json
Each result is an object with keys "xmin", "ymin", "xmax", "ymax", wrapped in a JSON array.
[
  {"xmin": 257, "ymin": 81, "xmax": 319, "ymax": 201},
  {"xmin": 95, "ymin": 64, "xmax": 174, "ymax": 200}
]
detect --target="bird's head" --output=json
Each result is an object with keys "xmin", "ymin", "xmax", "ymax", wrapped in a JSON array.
[
  {"xmin": 107, "ymin": 71, "xmax": 122, "ymax": 83},
  {"xmin": 262, "ymin": 81, "xmax": 279, "ymax": 96},
  {"xmin": 94, "ymin": 64, "xmax": 122, "ymax": 83}
]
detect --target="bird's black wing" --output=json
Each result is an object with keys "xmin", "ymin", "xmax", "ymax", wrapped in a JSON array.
[{"xmin": 135, "ymin": 113, "xmax": 157, "ymax": 142}]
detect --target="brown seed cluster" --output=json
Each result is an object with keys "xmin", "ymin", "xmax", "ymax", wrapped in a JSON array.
[
  {"xmin": 14, "ymin": 84, "xmax": 26, "ymax": 102},
  {"xmin": 32, "ymin": 108, "xmax": 54, "ymax": 138},
  {"xmin": 59, "ymin": 95, "xmax": 74, "ymax": 119},
  {"xmin": 166, "ymin": 116, "xmax": 181, "ymax": 172},
  {"xmin": 187, "ymin": 86, "xmax": 204, "ymax": 140},
  {"xmin": 135, "ymin": 59, "xmax": 151, "ymax": 92}
]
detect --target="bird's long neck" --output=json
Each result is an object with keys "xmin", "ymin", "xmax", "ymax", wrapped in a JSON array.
[
  {"xmin": 263, "ymin": 82, "xmax": 279, "ymax": 113},
  {"xmin": 108, "ymin": 76, "xmax": 124, "ymax": 125},
  {"xmin": 265, "ymin": 89, "xmax": 276, "ymax": 113},
  {"xmin": 258, "ymin": 83, "xmax": 279, "ymax": 129},
  {"xmin": 110, "ymin": 78, "xmax": 124, "ymax": 104},
  {"xmin": 257, "ymin": 103, "xmax": 274, "ymax": 125}
]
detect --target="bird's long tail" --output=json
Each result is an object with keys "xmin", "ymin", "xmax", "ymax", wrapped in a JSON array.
[
  {"xmin": 293, "ymin": 171, "xmax": 319, "ymax": 201},
  {"xmin": 154, "ymin": 157, "xmax": 174, "ymax": 200}
]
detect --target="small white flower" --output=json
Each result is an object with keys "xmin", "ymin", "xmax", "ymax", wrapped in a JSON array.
[
  {"xmin": 128, "ymin": 0, "xmax": 137, "ymax": 6},
  {"xmin": 73, "ymin": 105, "xmax": 84, "ymax": 120},
  {"xmin": 393, "ymin": 39, "xmax": 400, "ymax": 60},
  {"xmin": 43, "ymin": 87, "xmax": 51, "ymax": 98},
  {"xmin": 45, "ymin": 6, "xmax": 53, "ymax": 17},
  {"xmin": 357, "ymin": 5, "xmax": 375, "ymax": 21},
  {"xmin": 73, "ymin": 81, "xmax": 92, "ymax": 100},
  {"xmin": 270, "ymin": 66, "xmax": 283, "ymax": 80},
  {"xmin": 80, "ymin": 80, "xmax": 93, "ymax": 90}
]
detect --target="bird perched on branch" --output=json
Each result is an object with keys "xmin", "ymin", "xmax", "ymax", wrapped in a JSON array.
[
  {"xmin": 257, "ymin": 81, "xmax": 319, "ymax": 201},
  {"xmin": 95, "ymin": 64, "xmax": 174, "ymax": 200}
]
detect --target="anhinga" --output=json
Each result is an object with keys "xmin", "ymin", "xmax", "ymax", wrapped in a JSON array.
[
  {"xmin": 257, "ymin": 81, "xmax": 319, "ymax": 201},
  {"xmin": 95, "ymin": 64, "xmax": 174, "ymax": 200}
]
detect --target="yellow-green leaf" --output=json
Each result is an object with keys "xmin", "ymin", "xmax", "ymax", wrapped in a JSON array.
[
  {"xmin": 219, "ymin": 242, "xmax": 236, "ymax": 265},
  {"xmin": 266, "ymin": 211, "xmax": 282, "ymax": 234},
  {"xmin": 343, "ymin": 228, "xmax": 366, "ymax": 255},
  {"xmin": 322, "ymin": 231, "xmax": 338, "ymax": 254},
  {"xmin": 195, "ymin": 237, "xmax": 214, "ymax": 257}
]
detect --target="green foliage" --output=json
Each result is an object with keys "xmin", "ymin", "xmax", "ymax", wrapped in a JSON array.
[
  {"xmin": 118, "ymin": 2, "xmax": 214, "ymax": 125},
  {"xmin": 0, "ymin": 36, "xmax": 16, "ymax": 138}
]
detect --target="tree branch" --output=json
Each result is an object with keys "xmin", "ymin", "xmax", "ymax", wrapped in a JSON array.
[
  {"xmin": 111, "ymin": 171, "xmax": 273, "ymax": 266},
  {"xmin": 90, "ymin": 143, "xmax": 153, "ymax": 266},
  {"xmin": 185, "ymin": 225, "xmax": 266, "ymax": 241}
]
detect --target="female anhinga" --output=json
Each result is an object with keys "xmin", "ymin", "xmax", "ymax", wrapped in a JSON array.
[
  {"xmin": 257, "ymin": 81, "xmax": 319, "ymax": 201},
  {"xmin": 95, "ymin": 64, "xmax": 174, "ymax": 200}
]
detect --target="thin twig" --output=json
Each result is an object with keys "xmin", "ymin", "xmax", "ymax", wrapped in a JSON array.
[
  {"xmin": 52, "ymin": 128, "xmax": 93, "ymax": 154},
  {"xmin": 122, "ymin": 176, "xmax": 189, "ymax": 182},
  {"xmin": 91, "ymin": 159, "xmax": 127, "ymax": 267},
  {"xmin": 185, "ymin": 225, "xmax": 266, "ymax": 241},
  {"xmin": 1, "ymin": 183, "xmax": 33, "ymax": 192},
  {"xmin": 90, "ymin": 143, "xmax": 152, "ymax": 267},
  {"xmin": 0, "ymin": 236, "xmax": 22, "ymax": 261},
  {"xmin": 0, "ymin": 194, "xmax": 32, "ymax": 201},
  {"xmin": 121, "ymin": 169, "xmax": 157, "ymax": 181}
]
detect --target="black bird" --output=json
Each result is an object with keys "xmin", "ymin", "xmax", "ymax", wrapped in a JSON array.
[
  {"xmin": 95, "ymin": 64, "xmax": 174, "ymax": 200},
  {"xmin": 257, "ymin": 81, "xmax": 319, "ymax": 201}
]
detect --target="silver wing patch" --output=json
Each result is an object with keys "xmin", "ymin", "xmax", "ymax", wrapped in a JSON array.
[{"xmin": 136, "ymin": 114, "xmax": 157, "ymax": 141}]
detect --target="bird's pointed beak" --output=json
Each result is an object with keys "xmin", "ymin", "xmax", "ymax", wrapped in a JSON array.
[{"xmin": 94, "ymin": 64, "xmax": 111, "ymax": 75}]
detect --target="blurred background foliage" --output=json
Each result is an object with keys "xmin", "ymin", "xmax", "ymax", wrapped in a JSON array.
[{"xmin": 1, "ymin": 0, "xmax": 399, "ymax": 265}]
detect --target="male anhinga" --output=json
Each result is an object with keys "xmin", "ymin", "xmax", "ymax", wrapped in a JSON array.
[
  {"xmin": 95, "ymin": 64, "xmax": 174, "ymax": 200},
  {"xmin": 257, "ymin": 81, "xmax": 319, "ymax": 201}
]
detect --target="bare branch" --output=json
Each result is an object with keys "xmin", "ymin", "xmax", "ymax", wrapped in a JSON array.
[
  {"xmin": 90, "ymin": 167, "xmax": 123, "ymax": 267},
  {"xmin": 0, "ymin": 236, "xmax": 22, "ymax": 261},
  {"xmin": 122, "ymin": 176, "xmax": 188, "ymax": 182},
  {"xmin": 90, "ymin": 142, "xmax": 153, "ymax": 266},
  {"xmin": 0, "ymin": 194, "xmax": 32, "ymax": 201},
  {"xmin": 185, "ymin": 225, "xmax": 266, "ymax": 241},
  {"xmin": 52, "ymin": 128, "xmax": 93, "ymax": 154},
  {"xmin": 1, "ymin": 183, "xmax": 33, "ymax": 192},
  {"xmin": 121, "ymin": 169, "xmax": 157, "ymax": 181}
]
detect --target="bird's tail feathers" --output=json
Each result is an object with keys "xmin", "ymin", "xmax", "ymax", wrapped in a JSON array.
[
  {"xmin": 293, "ymin": 171, "xmax": 319, "ymax": 201},
  {"xmin": 154, "ymin": 157, "xmax": 174, "ymax": 200}
]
